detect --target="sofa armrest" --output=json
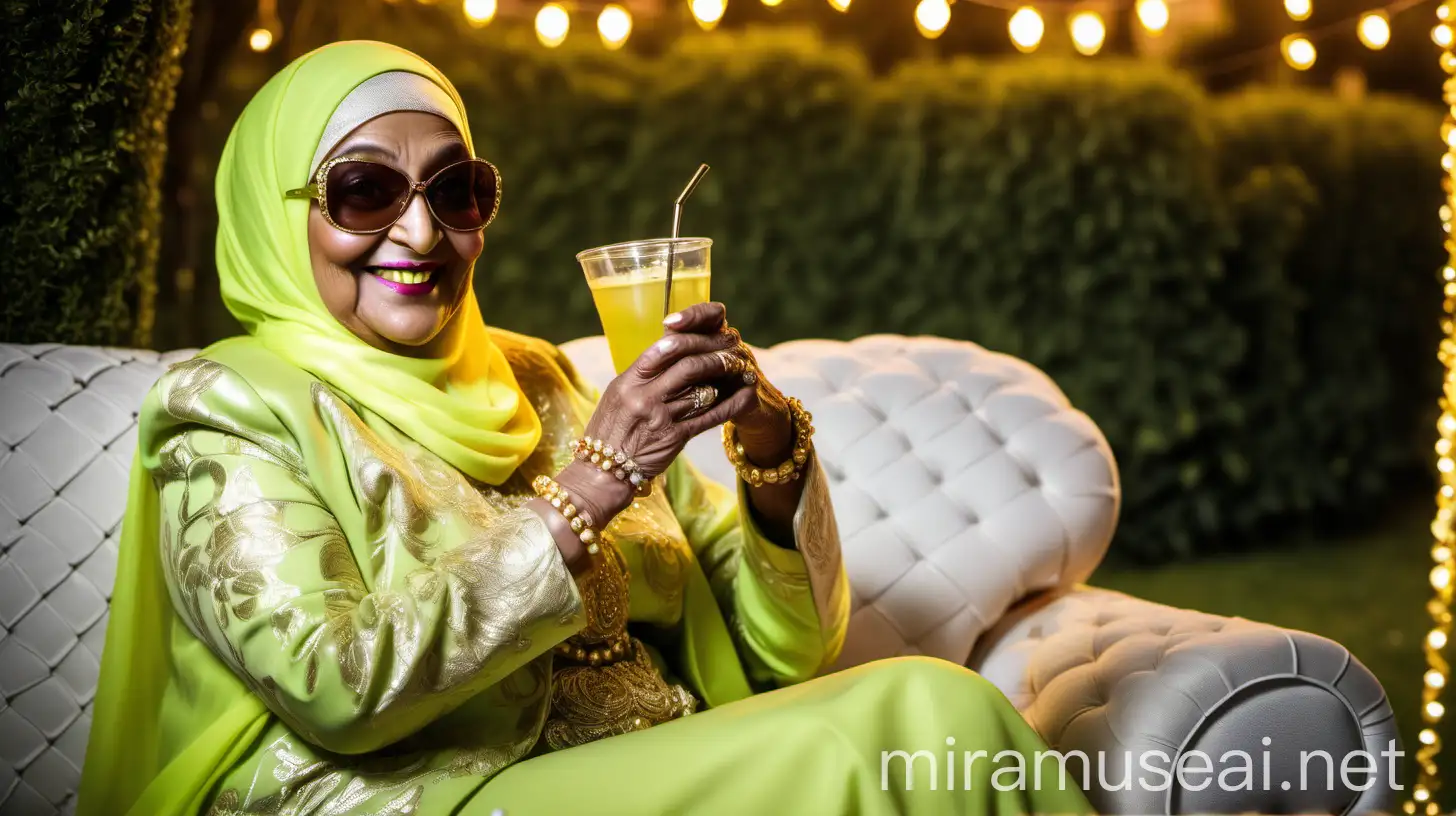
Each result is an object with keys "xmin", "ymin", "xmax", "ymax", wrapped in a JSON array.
[{"xmin": 969, "ymin": 586, "xmax": 1401, "ymax": 815}]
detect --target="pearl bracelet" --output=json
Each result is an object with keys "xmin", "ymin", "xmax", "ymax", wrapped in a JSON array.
[
  {"xmin": 532, "ymin": 475, "xmax": 600, "ymax": 556},
  {"xmin": 722, "ymin": 397, "xmax": 815, "ymax": 487},
  {"xmin": 570, "ymin": 435, "xmax": 652, "ymax": 496}
]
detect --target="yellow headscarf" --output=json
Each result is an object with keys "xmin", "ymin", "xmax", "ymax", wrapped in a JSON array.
[{"xmin": 216, "ymin": 40, "xmax": 540, "ymax": 484}]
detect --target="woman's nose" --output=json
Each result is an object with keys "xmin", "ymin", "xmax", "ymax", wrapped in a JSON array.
[{"xmin": 387, "ymin": 189, "xmax": 442, "ymax": 255}]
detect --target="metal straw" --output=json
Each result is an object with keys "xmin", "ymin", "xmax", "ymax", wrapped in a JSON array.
[{"xmin": 664, "ymin": 164, "xmax": 711, "ymax": 318}]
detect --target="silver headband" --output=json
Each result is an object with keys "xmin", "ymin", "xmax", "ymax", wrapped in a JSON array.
[{"xmin": 309, "ymin": 71, "xmax": 465, "ymax": 178}]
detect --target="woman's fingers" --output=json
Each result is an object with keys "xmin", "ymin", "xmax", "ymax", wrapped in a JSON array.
[
  {"xmin": 630, "ymin": 329, "xmax": 738, "ymax": 380},
  {"xmin": 662, "ymin": 301, "xmax": 727, "ymax": 335},
  {"xmin": 678, "ymin": 384, "xmax": 757, "ymax": 439},
  {"xmin": 664, "ymin": 383, "xmax": 721, "ymax": 421},
  {"xmin": 654, "ymin": 346, "xmax": 749, "ymax": 398}
]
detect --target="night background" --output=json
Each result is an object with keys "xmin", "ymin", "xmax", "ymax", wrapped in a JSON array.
[{"xmin": 4, "ymin": 0, "xmax": 1456, "ymax": 810}]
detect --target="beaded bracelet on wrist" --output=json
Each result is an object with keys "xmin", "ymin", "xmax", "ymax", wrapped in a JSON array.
[
  {"xmin": 532, "ymin": 475, "xmax": 601, "ymax": 556},
  {"xmin": 570, "ymin": 435, "xmax": 652, "ymax": 496},
  {"xmin": 722, "ymin": 396, "xmax": 815, "ymax": 488}
]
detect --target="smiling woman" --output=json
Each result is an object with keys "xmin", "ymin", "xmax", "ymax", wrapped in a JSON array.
[
  {"xmin": 305, "ymin": 109, "xmax": 486, "ymax": 353},
  {"xmin": 75, "ymin": 40, "xmax": 1091, "ymax": 816}
]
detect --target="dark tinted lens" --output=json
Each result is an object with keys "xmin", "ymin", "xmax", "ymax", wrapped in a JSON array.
[
  {"xmin": 426, "ymin": 160, "xmax": 497, "ymax": 230},
  {"xmin": 324, "ymin": 161, "xmax": 411, "ymax": 232}
]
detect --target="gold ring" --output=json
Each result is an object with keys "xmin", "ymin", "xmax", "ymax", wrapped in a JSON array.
[
  {"xmin": 691, "ymin": 384, "xmax": 718, "ymax": 412},
  {"xmin": 742, "ymin": 370, "xmax": 758, "ymax": 386}
]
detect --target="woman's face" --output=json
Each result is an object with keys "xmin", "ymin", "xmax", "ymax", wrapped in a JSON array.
[{"xmin": 307, "ymin": 111, "xmax": 483, "ymax": 354}]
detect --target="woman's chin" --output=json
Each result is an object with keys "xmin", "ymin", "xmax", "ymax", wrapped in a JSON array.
[{"xmin": 357, "ymin": 310, "xmax": 449, "ymax": 349}]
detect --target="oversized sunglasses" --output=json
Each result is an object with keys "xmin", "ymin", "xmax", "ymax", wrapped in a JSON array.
[{"xmin": 285, "ymin": 156, "xmax": 501, "ymax": 234}]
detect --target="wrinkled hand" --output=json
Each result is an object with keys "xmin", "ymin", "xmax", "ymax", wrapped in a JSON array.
[
  {"xmin": 552, "ymin": 302, "xmax": 759, "ymax": 540},
  {"xmin": 589, "ymin": 301, "xmax": 761, "ymax": 475},
  {"xmin": 661, "ymin": 302, "xmax": 792, "ymax": 465}
]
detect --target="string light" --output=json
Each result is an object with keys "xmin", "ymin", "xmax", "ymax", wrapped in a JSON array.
[
  {"xmin": 535, "ymin": 3, "xmax": 569, "ymax": 47},
  {"xmin": 1069, "ymin": 11, "xmax": 1104, "ymax": 56},
  {"xmin": 463, "ymin": 0, "xmax": 496, "ymax": 26},
  {"xmin": 248, "ymin": 28, "xmax": 274, "ymax": 52},
  {"xmin": 828, "ymin": 0, "xmax": 850, "ymax": 12},
  {"xmin": 763, "ymin": 0, "xmax": 784, "ymax": 8},
  {"xmin": 1008, "ymin": 6, "xmax": 1044, "ymax": 53},
  {"xmin": 1420, "ymin": 9, "xmax": 1456, "ymax": 812},
  {"xmin": 1285, "ymin": 0, "xmax": 1312, "ymax": 22},
  {"xmin": 915, "ymin": 0, "xmax": 951, "ymax": 39},
  {"xmin": 248, "ymin": 0, "xmax": 280, "ymax": 53},
  {"xmin": 1281, "ymin": 34, "xmax": 1316, "ymax": 70},
  {"xmin": 1358, "ymin": 10, "xmax": 1391, "ymax": 50},
  {"xmin": 597, "ymin": 3, "xmax": 632, "ymax": 48},
  {"xmin": 692, "ymin": 0, "xmax": 727, "ymax": 28},
  {"xmin": 1136, "ymin": 0, "xmax": 1168, "ymax": 35}
]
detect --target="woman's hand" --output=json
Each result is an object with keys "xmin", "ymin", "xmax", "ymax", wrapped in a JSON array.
[
  {"xmin": 661, "ymin": 303, "xmax": 793, "ymax": 466},
  {"xmin": 661, "ymin": 302, "xmax": 804, "ymax": 547},
  {"xmin": 550, "ymin": 302, "xmax": 760, "ymax": 546}
]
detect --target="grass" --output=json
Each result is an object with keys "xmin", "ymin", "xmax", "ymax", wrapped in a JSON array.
[{"xmin": 1089, "ymin": 496, "xmax": 1434, "ymax": 800}]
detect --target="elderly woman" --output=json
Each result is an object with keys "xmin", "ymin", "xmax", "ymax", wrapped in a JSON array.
[{"xmin": 78, "ymin": 41, "xmax": 1091, "ymax": 816}]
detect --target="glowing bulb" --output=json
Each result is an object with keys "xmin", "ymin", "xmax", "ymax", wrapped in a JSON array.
[
  {"xmin": 1428, "ymin": 700, "xmax": 1446, "ymax": 719},
  {"xmin": 828, "ymin": 0, "xmax": 850, "ymax": 12},
  {"xmin": 1433, "ymin": 565, "xmax": 1452, "ymax": 590},
  {"xmin": 1428, "ymin": 671, "xmax": 1448, "ymax": 689},
  {"xmin": 1431, "ymin": 629, "xmax": 1448, "ymax": 649},
  {"xmin": 691, "ymin": 0, "xmax": 726, "ymax": 27},
  {"xmin": 1009, "ymin": 7, "xmax": 1044, "ymax": 52},
  {"xmin": 1285, "ymin": 0, "xmax": 1311, "ymax": 22},
  {"xmin": 1416, "ymin": 787, "xmax": 1432, "ymax": 803},
  {"xmin": 597, "ymin": 4, "xmax": 631, "ymax": 49},
  {"xmin": 248, "ymin": 28, "xmax": 274, "ymax": 52},
  {"xmin": 1282, "ymin": 36, "xmax": 1316, "ymax": 71},
  {"xmin": 535, "ymin": 3, "xmax": 569, "ymax": 47},
  {"xmin": 1136, "ymin": 0, "xmax": 1168, "ymax": 34},
  {"xmin": 1441, "ymin": 457, "xmax": 1455, "ymax": 473},
  {"xmin": 762, "ymin": 0, "xmax": 783, "ymax": 7},
  {"xmin": 1358, "ymin": 11, "xmax": 1390, "ymax": 50},
  {"xmin": 1436, "ymin": 546, "xmax": 1453, "ymax": 563},
  {"xmin": 1422, "ymin": 728, "xmax": 1440, "ymax": 744},
  {"xmin": 915, "ymin": 0, "xmax": 951, "ymax": 39},
  {"xmin": 1436, "ymin": 24, "xmax": 1454, "ymax": 48},
  {"xmin": 464, "ymin": 0, "xmax": 496, "ymax": 25},
  {"xmin": 1443, "ymin": 4, "xmax": 1454, "ymax": 21},
  {"xmin": 1069, "ymin": 11, "xmax": 1105, "ymax": 56}
]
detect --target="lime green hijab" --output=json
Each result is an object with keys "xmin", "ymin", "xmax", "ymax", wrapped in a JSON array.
[
  {"xmin": 218, "ymin": 40, "xmax": 539, "ymax": 485},
  {"xmin": 77, "ymin": 41, "xmax": 539, "ymax": 815}
]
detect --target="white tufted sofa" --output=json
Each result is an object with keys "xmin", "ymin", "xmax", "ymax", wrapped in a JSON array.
[{"xmin": 0, "ymin": 336, "xmax": 1399, "ymax": 815}]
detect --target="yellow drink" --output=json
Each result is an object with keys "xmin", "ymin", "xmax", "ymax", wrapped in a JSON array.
[{"xmin": 589, "ymin": 269, "xmax": 711, "ymax": 372}]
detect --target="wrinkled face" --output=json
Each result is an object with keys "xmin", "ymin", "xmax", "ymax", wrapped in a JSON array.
[{"xmin": 307, "ymin": 111, "xmax": 484, "ymax": 355}]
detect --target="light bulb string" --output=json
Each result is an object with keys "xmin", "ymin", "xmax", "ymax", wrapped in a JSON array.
[
  {"xmin": 1187, "ymin": 0, "xmax": 1432, "ymax": 78},
  {"xmin": 1420, "ymin": 4, "xmax": 1456, "ymax": 811}
]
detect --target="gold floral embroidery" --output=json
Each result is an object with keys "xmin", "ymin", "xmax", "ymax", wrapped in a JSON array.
[{"xmin": 309, "ymin": 383, "xmax": 579, "ymax": 701}]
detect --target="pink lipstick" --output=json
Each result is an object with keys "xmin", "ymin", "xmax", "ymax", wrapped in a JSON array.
[{"xmin": 366, "ymin": 261, "xmax": 441, "ymax": 297}]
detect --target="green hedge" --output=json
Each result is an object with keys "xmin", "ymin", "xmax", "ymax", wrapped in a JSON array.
[
  {"xmin": 1208, "ymin": 92, "xmax": 1445, "ymax": 540},
  {"xmin": 176, "ymin": 24, "xmax": 1445, "ymax": 562},
  {"xmin": 0, "ymin": 0, "xmax": 192, "ymax": 345}
]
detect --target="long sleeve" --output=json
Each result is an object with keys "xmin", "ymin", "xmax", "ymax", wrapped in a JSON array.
[
  {"xmin": 665, "ymin": 452, "xmax": 850, "ymax": 687},
  {"xmin": 147, "ymin": 358, "xmax": 585, "ymax": 756}
]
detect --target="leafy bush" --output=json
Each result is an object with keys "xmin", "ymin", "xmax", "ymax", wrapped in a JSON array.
[
  {"xmin": 1, "ymin": 0, "xmax": 192, "ymax": 345},
  {"xmin": 1209, "ymin": 92, "xmax": 1444, "ymax": 538}
]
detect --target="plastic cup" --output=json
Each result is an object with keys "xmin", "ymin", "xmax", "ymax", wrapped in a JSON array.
[{"xmin": 577, "ymin": 238, "xmax": 712, "ymax": 373}]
